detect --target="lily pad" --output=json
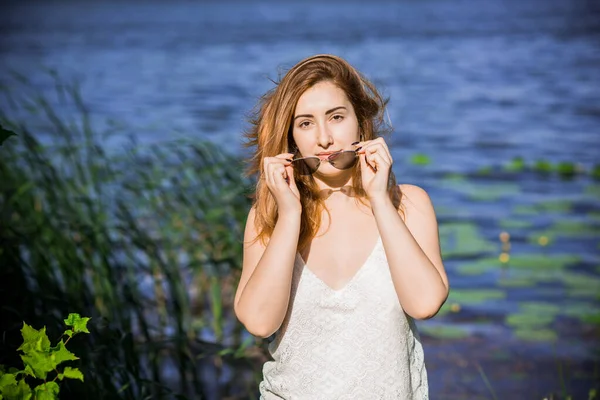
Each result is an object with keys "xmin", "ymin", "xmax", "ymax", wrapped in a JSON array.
[
  {"xmin": 518, "ymin": 302, "xmax": 561, "ymax": 315},
  {"xmin": 440, "ymin": 222, "xmax": 497, "ymax": 258},
  {"xmin": 513, "ymin": 204, "xmax": 539, "ymax": 216},
  {"xmin": 497, "ymin": 276, "xmax": 537, "ymax": 288},
  {"xmin": 562, "ymin": 272, "xmax": 600, "ymax": 298},
  {"xmin": 418, "ymin": 324, "xmax": 470, "ymax": 339},
  {"xmin": 410, "ymin": 153, "xmax": 431, "ymax": 166},
  {"xmin": 507, "ymin": 254, "xmax": 580, "ymax": 270},
  {"xmin": 513, "ymin": 199, "xmax": 573, "ymax": 215},
  {"xmin": 588, "ymin": 212, "xmax": 600, "ymax": 223},
  {"xmin": 506, "ymin": 313, "xmax": 555, "ymax": 328},
  {"xmin": 456, "ymin": 257, "xmax": 502, "ymax": 276},
  {"xmin": 562, "ymin": 302, "xmax": 600, "ymax": 325},
  {"xmin": 439, "ymin": 179, "xmax": 521, "ymax": 201},
  {"xmin": 448, "ymin": 289, "xmax": 506, "ymax": 305},
  {"xmin": 584, "ymin": 184, "xmax": 600, "ymax": 198},
  {"xmin": 499, "ymin": 219, "xmax": 534, "ymax": 229},
  {"xmin": 514, "ymin": 328, "xmax": 558, "ymax": 342}
]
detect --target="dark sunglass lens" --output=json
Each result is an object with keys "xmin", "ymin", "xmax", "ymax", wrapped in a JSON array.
[
  {"xmin": 293, "ymin": 157, "xmax": 321, "ymax": 175},
  {"xmin": 329, "ymin": 151, "xmax": 357, "ymax": 170}
]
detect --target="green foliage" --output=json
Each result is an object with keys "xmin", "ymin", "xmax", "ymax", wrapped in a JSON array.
[
  {"xmin": 0, "ymin": 314, "xmax": 90, "ymax": 400},
  {"xmin": 0, "ymin": 123, "xmax": 17, "ymax": 146},
  {"xmin": 0, "ymin": 73, "xmax": 255, "ymax": 398}
]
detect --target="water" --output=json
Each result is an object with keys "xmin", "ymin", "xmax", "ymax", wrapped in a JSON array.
[{"xmin": 1, "ymin": 0, "xmax": 599, "ymax": 398}]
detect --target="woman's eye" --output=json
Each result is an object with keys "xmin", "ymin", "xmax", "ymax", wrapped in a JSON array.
[
  {"xmin": 299, "ymin": 121, "xmax": 311, "ymax": 128},
  {"xmin": 332, "ymin": 115, "xmax": 344, "ymax": 121}
]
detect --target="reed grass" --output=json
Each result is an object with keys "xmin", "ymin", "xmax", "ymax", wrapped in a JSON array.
[{"xmin": 0, "ymin": 73, "xmax": 258, "ymax": 399}]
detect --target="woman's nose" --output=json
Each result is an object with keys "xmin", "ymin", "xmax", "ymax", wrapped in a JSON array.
[{"xmin": 316, "ymin": 124, "xmax": 333, "ymax": 147}]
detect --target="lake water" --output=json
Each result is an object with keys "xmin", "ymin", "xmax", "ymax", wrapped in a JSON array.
[{"xmin": 1, "ymin": 0, "xmax": 599, "ymax": 398}]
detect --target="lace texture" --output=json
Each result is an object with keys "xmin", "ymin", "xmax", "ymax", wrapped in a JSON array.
[{"xmin": 259, "ymin": 237, "xmax": 429, "ymax": 399}]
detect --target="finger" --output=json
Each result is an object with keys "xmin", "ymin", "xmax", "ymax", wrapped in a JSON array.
[
  {"xmin": 360, "ymin": 152, "xmax": 376, "ymax": 173},
  {"xmin": 275, "ymin": 153, "xmax": 294, "ymax": 163},
  {"xmin": 360, "ymin": 143, "xmax": 392, "ymax": 165},
  {"xmin": 271, "ymin": 164, "xmax": 288, "ymax": 188},
  {"xmin": 367, "ymin": 152, "xmax": 390, "ymax": 171}
]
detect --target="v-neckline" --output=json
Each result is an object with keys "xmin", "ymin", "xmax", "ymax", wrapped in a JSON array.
[{"xmin": 297, "ymin": 235, "xmax": 382, "ymax": 293}]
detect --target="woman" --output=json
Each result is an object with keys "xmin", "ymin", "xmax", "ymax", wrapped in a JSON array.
[{"xmin": 234, "ymin": 54, "xmax": 448, "ymax": 399}]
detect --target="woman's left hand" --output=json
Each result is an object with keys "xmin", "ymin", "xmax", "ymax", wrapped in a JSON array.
[{"xmin": 356, "ymin": 137, "xmax": 393, "ymax": 202}]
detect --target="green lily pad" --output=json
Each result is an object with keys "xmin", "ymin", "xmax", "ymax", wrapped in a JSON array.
[
  {"xmin": 584, "ymin": 184, "xmax": 600, "ymax": 197},
  {"xmin": 506, "ymin": 313, "xmax": 555, "ymax": 328},
  {"xmin": 588, "ymin": 212, "xmax": 600, "ymax": 223},
  {"xmin": 503, "ymin": 156, "xmax": 526, "ymax": 172},
  {"xmin": 514, "ymin": 328, "xmax": 558, "ymax": 342},
  {"xmin": 499, "ymin": 219, "xmax": 534, "ymax": 229},
  {"xmin": 533, "ymin": 159, "xmax": 553, "ymax": 174},
  {"xmin": 439, "ymin": 179, "xmax": 521, "ymax": 202},
  {"xmin": 410, "ymin": 153, "xmax": 431, "ymax": 166},
  {"xmin": 419, "ymin": 324, "xmax": 470, "ymax": 339},
  {"xmin": 562, "ymin": 272, "xmax": 600, "ymax": 297},
  {"xmin": 591, "ymin": 164, "xmax": 600, "ymax": 180},
  {"xmin": 456, "ymin": 257, "xmax": 502, "ymax": 276},
  {"xmin": 507, "ymin": 254, "xmax": 580, "ymax": 270},
  {"xmin": 562, "ymin": 302, "xmax": 600, "ymax": 325},
  {"xmin": 441, "ymin": 173, "xmax": 466, "ymax": 182},
  {"xmin": 514, "ymin": 199, "xmax": 573, "ymax": 215},
  {"xmin": 513, "ymin": 204, "xmax": 539, "ymax": 216},
  {"xmin": 529, "ymin": 220, "xmax": 599, "ymax": 243},
  {"xmin": 467, "ymin": 183, "xmax": 521, "ymax": 202},
  {"xmin": 476, "ymin": 166, "xmax": 494, "ymax": 176},
  {"xmin": 440, "ymin": 222, "xmax": 497, "ymax": 258},
  {"xmin": 519, "ymin": 302, "xmax": 561, "ymax": 315},
  {"xmin": 497, "ymin": 276, "xmax": 537, "ymax": 288},
  {"xmin": 448, "ymin": 289, "xmax": 506, "ymax": 305}
]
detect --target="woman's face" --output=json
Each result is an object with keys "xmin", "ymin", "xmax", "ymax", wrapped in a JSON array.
[{"xmin": 291, "ymin": 80, "xmax": 360, "ymax": 177}]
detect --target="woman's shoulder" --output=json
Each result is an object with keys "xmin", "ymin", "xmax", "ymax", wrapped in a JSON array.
[{"xmin": 397, "ymin": 184, "xmax": 436, "ymax": 218}]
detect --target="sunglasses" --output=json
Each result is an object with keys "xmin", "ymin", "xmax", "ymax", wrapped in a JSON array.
[{"xmin": 291, "ymin": 149, "xmax": 359, "ymax": 175}]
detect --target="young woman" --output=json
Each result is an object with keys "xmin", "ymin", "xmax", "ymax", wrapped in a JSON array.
[{"xmin": 234, "ymin": 54, "xmax": 448, "ymax": 399}]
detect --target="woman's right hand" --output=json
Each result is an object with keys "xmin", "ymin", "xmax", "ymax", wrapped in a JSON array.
[{"xmin": 263, "ymin": 153, "xmax": 301, "ymax": 215}]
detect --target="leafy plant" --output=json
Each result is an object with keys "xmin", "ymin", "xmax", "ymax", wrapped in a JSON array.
[{"xmin": 0, "ymin": 314, "xmax": 90, "ymax": 400}]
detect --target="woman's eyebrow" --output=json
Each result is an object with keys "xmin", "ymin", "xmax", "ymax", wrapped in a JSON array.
[{"xmin": 293, "ymin": 106, "xmax": 347, "ymax": 121}]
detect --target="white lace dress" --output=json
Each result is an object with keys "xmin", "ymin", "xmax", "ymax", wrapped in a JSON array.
[{"xmin": 259, "ymin": 237, "xmax": 429, "ymax": 399}]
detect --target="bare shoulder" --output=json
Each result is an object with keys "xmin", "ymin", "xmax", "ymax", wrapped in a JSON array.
[{"xmin": 398, "ymin": 184, "xmax": 437, "ymax": 222}]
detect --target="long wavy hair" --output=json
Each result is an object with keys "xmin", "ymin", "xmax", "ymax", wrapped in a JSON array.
[{"xmin": 244, "ymin": 54, "xmax": 402, "ymax": 251}]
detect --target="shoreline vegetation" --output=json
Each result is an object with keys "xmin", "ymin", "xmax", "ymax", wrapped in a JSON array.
[{"xmin": 1, "ymin": 75, "xmax": 598, "ymax": 399}]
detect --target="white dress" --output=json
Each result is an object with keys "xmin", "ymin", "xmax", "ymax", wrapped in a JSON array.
[{"xmin": 259, "ymin": 236, "xmax": 429, "ymax": 399}]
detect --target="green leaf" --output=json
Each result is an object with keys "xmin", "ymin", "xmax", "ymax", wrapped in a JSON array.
[
  {"xmin": 64, "ymin": 329, "xmax": 73, "ymax": 338},
  {"xmin": 58, "ymin": 367, "xmax": 84, "ymax": 382},
  {"xmin": 0, "ymin": 378, "xmax": 32, "ymax": 400},
  {"xmin": 34, "ymin": 382, "xmax": 59, "ymax": 400},
  {"xmin": 64, "ymin": 314, "xmax": 91, "ymax": 334},
  {"xmin": 18, "ymin": 323, "xmax": 50, "ymax": 355},
  {"xmin": 0, "ymin": 373, "xmax": 17, "ymax": 387},
  {"xmin": 20, "ymin": 351, "xmax": 54, "ymax": 380},
  {"xmin": 23, "ymin": 365, "xmax": 35, "ymax": 378},
  {"xmin": 50, "ymin": 340, "xmax": 79, "ymax": 365},
  {"xmin": 0, "ymin": 124, "xmax": 17, "ymax": 146}
]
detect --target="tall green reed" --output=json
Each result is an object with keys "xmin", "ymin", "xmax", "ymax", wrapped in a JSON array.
[{"xmin": 0, "ymin": 72, "xmax": 259, "ymax": 399}]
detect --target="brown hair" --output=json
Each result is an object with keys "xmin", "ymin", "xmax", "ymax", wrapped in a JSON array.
[{"xmin": 244, "ymin": 54, "xmax": 402, "ymax": 250}]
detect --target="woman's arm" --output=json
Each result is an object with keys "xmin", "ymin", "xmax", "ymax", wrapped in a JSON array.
[
  {"xmin": 234, "ymin": 206, "xmax": 301, "ymax": 338},
  {"xmin": 371, "ymin": 184, "xmax": 449, "ymax": 319}
]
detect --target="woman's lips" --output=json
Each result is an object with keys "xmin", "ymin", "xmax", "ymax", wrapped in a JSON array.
[{"xmin": 316, "ymin": 151, "xmax": 338, "ymax": 159}]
